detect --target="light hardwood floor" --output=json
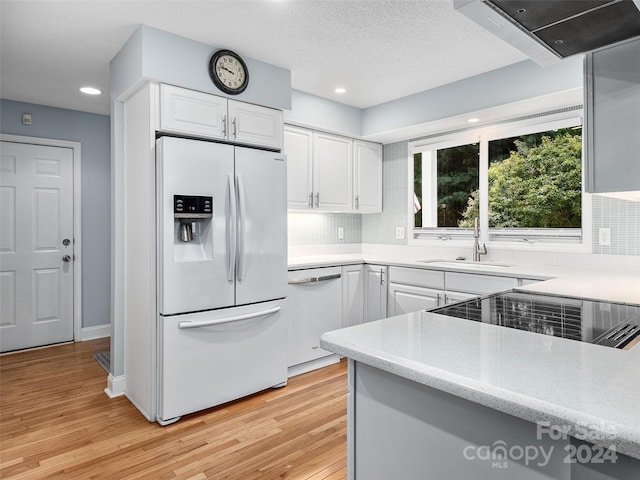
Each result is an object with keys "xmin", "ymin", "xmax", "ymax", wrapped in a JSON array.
[{"xmin": 0, "ymin": 338, "xmax": 348, "ymax": 479}]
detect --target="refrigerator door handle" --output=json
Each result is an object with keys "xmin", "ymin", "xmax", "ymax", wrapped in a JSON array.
[
  {"xmin": 236, "ymin": 174, "xmax": 246, "ymax": 281},
  {"xmin": 227, "ymin": 173, "xmax": 237, "ymax": 282},
  {"xmin": 178, "ymin": 306, "xmax": 281, "ymax": 329}
]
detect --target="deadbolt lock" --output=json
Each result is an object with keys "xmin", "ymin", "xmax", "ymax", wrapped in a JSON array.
[{"xmin": 63, "ymin": 238, "xmax": 71, "ymax": 246}]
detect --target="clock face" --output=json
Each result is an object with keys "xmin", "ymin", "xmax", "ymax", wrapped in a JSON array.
[{"xmin": 209, "ymin": 50, "xmax": 249, "ymax": 95}]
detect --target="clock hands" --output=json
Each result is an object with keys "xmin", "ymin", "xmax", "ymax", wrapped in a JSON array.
[{"xmin": 221, "ymin": 65, "xmax": 235, "ymax": 76}]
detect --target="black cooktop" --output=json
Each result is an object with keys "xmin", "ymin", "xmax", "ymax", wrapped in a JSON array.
[{"xmin": 430, "ymin": 291, "xmax": 640, "ymax": 349}]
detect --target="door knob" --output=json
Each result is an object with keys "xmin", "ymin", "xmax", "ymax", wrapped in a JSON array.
[{"xmin": 62, "ymin": 255, "xmax": 71, "ymax": 263}]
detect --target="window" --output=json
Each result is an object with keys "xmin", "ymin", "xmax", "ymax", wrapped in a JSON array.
[
  {"xmin": 414, "ymin": 141, "xmax": 479, "ymax": 229},
  {"xmin": 487, "ymin": 128, "xmax": 582, "ymax": 230},
  {"xmin": 411, "ymin": 113, "xmax": 587, "ymax": 246}
]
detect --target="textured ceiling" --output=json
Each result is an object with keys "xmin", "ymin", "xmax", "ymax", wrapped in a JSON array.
[{"xmin": 0, "ymin": 0, "xmax": 527, "ymax": 115}]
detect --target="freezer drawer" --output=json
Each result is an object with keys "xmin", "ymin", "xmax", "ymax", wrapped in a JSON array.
[{"xmin": 157, "ymin": 300, "xmax": 287, "ymax": 423}]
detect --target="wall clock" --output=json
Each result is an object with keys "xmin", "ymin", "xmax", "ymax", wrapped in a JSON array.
[{"xmin": 208, "ymin": 49, "xmax": 249, "ymax": 95}]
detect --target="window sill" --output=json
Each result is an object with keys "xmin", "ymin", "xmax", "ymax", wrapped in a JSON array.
[{"xmin": 409, "ymin": 233, "xmax": 592, "ymax": 254}]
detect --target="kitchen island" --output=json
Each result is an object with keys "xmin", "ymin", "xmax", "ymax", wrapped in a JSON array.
[{"xmin": 320, "ymin": 295, "xmax": 640, "ymax": 479}]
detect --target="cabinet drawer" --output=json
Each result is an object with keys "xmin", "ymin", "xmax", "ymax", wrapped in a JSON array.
[
  {"xmin": 445, "ymin": 272, "xmax": 516, "ymax": 294},
  {"xmin": 388, "ymin": 266, "xmax": 444, "ymax": 289}
]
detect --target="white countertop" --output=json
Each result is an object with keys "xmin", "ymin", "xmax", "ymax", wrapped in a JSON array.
[
  {"xmin": 320, "ymin": 309, "xmax": 640, "ymax": 459},
  {"xmin": 298, "ymin": 251, "xmax": 640, "ymax": 457},
  {"xmin": 289, "ymin": 253, "xmax": 640, "ymax": 304}
]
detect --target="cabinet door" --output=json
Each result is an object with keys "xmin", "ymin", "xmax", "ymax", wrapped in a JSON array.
[
  {"xmin": 365, "ymin": 265, "xmax": 388, "ymax": 322},
  {"xmin": 160, "ymin": 84, "xmax": 227, "ymax": 139},
  {"xmin": 342, "ymin": 265, "xmax": 364, "ymax": 328},
  {"xmin": 287, "ymin": 267, "xmax": 342, "ymax": 366},
  {"xmin": 585, "ymin": 38, "xmax": 640, "ymax": 193},
  {"xmin": 284, "ymin": 126, "xmax": 314, "ymax": 209},
  {"xmin": 388, "ymin": 283, "xmax": 441, "ymax": 316},
  {"xmin": 313, "ymin": 132, "xmax": 353, "ymax": 211},
  {"xmin": 228, "ymin": 100, "xmax": 283, "ymax": 150},
  {"xmin": 354, "ymin": 140, "xmax": 382, "ymax": 213}
]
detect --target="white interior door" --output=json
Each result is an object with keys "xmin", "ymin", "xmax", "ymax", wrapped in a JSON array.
[{"xmin": 0, "ymin": 141, "xmax": 74, "ymax": 352}]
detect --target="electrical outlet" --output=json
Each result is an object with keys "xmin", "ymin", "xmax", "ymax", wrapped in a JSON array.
[
  {"xmin": 395, "ymin": 226, "xmax": 405, "ymax": 240},
  {"xmin": 338, "ymin": 226, "xmax": 344, "ymax": 240},
  {"xmin": 598, "ymin": 227, "xmax": 611, "ymax": 246}
]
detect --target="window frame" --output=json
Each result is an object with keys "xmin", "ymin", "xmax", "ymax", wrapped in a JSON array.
[{"xmin": 407, "ymin": 111, "xmax": 592, "ymax": 253}]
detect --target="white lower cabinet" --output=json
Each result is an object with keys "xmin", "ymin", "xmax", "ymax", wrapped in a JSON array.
[
  {"xmin": 364, "ymin": 265, "xmax": 388, "ymax": 322},
  {"xmin": 287, "ymin": 263, "xmax": 531, "ymax": 375},
  {"xmin": 386, "ymin": 266, "xmax": 519, "ymax": 314},
  {"xmin": 387, "ymin": 266, "xmax": 445, "ymax": 316},
  {"xmin": 388, "ymin": 283, "xmax": 442, "ymax": 316},
  {"xmin": 342, "ymin": 265, "xmax": 364, "ymax": 328},
  {"xmin": 287, "ymin": 267, "xmax": 343, "ymax": 368}
]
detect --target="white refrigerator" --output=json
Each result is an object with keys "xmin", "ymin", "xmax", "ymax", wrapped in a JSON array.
[{"xmin": 156, "ymin": 136, "xmax": 287, "ymax": 425}]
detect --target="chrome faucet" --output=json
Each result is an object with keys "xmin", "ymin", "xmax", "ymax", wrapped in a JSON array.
[{"xmin": 473, "ymin": 217, "xmax": 487, "ymax": 262}]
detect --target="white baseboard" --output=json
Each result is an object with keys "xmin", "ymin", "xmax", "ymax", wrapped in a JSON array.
[
  {"xmin": 104, "ymin": 373, "xmax": 125, "ymax": 398},
  {"xmin": 80, "ymin": 324, "xmax": 111, "ymax": 341},
  {"xmin": 288, "ymin": 354, "xmax": 341, "ymax": 378}
]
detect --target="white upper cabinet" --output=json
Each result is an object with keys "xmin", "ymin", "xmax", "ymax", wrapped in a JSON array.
[
  {"xmin": 159, "ymin": 84, "xmax": 282, "ymax": 150},
  {"xmin": 160, "ymin": 84, "xmax": 227, "ymax": 139},
  {"xmin": 284, "ymin": 126, "xmax": 314, "ymax": 209},
  {"xmin": 284, "ymin": 125, "xmax": 381, "ymax": 213},
  {"xmin": 228, "ymin": 100, "xmax": 283, "ymax": 150},
  {"xmin": 353, "ymin": 140, "xmax": 382, "ymax": 213},
  {"xmin": 313, "ymin": 132, "xmax": 353, "ymax": 211},
  {"xmin": 585, "ymin": 37, "xmax": 640, "ymax": 194}
]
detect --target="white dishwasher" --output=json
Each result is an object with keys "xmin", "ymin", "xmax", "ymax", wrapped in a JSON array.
[{"xmin": 287, "ymin": 266, "xmax": 342, "ymax": 368}]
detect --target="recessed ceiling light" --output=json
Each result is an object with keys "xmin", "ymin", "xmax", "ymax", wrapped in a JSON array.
[
  {"xmin": 79, "ymin": 87, "xmax": 102, "ymax": 95},
  {"xmin": 335, "ymin": 87, "xmax": 346, "ymax": 94},
  {"xmin": 467, "ymin": 118, "xmax": 479, "ymax": 123}
]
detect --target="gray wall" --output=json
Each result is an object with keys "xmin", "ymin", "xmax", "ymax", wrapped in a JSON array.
[
  {"xmin": 285, "ymin": 90, "xmax": 363, "ymax": 138},
  {"xmin": 0, "ymin": 99, "xmax": 111, "ymax": 328},
  {"xmin": 362, "ymin": 57, "xmax": 583, "ymax": 137},
  {"xmin": 110, "ymin": 25, "xmax": 291, "ymax": 110}
]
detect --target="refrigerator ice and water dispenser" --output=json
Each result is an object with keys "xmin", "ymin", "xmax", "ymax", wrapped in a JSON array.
[{"xmin": 174, "ymin": 195, "xmax": 212, "ymax": 242}]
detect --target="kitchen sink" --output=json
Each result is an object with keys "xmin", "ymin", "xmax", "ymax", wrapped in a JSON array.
[{"xmin": 419, "ymin": 260, "xmax": 512, "ymax": 270}]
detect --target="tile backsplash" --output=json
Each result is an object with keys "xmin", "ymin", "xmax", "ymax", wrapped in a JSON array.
[
  {"xmin": 288, "ymin": 139, "xmax": 640, "ymax": 256},
  {"xmin": 288, "ymin": 212, "xmax": 361, "ymax": 245},
  {"xmin": 592, "ymin": 195, "xmax": 640, "ymax": 255}
]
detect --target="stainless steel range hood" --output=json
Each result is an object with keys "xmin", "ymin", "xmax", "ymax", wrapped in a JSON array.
[{"xmin": 454, "ymin": 0, "xmax": 640, "ymax": 66}]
